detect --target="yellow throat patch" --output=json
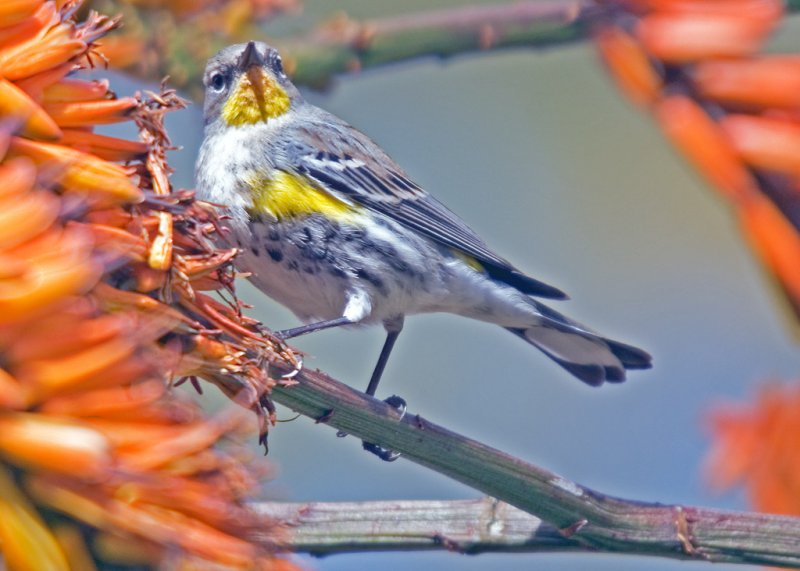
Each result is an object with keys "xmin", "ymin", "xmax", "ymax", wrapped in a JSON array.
[
  {"xmin": 222, "ymin": 69, "xmax": 290, "ymax": 126},
  {"xmin": 248, "ymin": 171, "xmax": 360, "ymax": 222}
]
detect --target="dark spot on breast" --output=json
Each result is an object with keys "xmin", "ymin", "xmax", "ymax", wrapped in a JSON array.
[
  {"xmin": 323, "ymin": 224, "xmax": 338, "ymax": 241},
  {"xmin": 267, "ymin": 248, "xmax": 283, "ymax": 262},
  {"xmin": 287, "ymin": 260, "xmax": 299, "ymax": 271},
  {"xmin": 250, "ymin": 246, "xmax": 260, "ymax": 256},
  {"xmin": 267, "ymin": 229, "xmax": 281, "ymax": 241},
  {"xmin": 308, "ymin": 245, "xmax": 328, "ymax": 260}
]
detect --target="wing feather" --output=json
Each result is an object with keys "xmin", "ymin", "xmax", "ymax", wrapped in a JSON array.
[{"xmin": 275, "ymin": 112, "xmax": 567, "ymax": 299}]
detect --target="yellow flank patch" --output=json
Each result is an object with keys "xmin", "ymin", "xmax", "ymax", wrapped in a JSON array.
[
  {"xmin": 451, "ymin": 249, "xmax": 484, "ymax": 272},
  {"xmin": 249, "ymin": 170, "xmax": 360, "ymax": 222},
  {"xmin": 222, "ymin": 70, "xmax": 290, "ymax": 126}
]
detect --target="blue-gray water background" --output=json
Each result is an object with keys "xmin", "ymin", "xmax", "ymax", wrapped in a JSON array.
[{"xmin": 106, "ymin": 3, "xmax": 800, "ymax": 569}]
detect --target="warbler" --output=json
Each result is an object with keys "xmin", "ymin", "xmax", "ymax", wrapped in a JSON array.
[{"xmin": 196, "ymin": 41, "xmax": 652, "ymax": 399}]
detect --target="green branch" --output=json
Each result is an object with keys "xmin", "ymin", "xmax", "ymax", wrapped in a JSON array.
[
  {"xmin": 269, "ymin": 365, "xmax": 800, "ymax": 566},
  {"xmin": 254, "ymin": 498, "xmax": 581, "ymax": 554},
  {"xmin": 282, "ymin": 1, "xmax": 590, "ymax": 89},
  {"xmin": 96, "ymin": 0, "xmax": 800, "ymax": 97}
]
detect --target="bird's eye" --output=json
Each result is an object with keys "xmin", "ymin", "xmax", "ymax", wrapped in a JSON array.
[
  {"xmin": 271, "ymin": 53, "xmax": 285, "ymax": 76},
  {"xmin": 209, "ymin": 73, "xmax": 226, "ymax": 92}
]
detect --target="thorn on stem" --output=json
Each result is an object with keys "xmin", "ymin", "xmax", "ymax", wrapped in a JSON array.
[
  {"xmin": 675, "ymin": 506, "xmax": 704, "ymax": 557},
  {"xmin": 559, "ymin": 518, "xmax": 588, "ymax": 538}
]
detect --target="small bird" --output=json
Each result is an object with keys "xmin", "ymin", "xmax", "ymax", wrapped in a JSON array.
[{"xmin": 196, "ymin": 41, "xmax": 652, "ymax": 405}]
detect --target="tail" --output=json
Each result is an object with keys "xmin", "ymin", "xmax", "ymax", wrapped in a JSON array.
[{"xmin": 507, "ymin": 300, "xmax": 652, "ymax": 386}]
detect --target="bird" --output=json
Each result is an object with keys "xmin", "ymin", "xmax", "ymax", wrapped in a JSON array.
[{"xmin": 195, "ymin": 41, "xmax": 652, "ymax": 412}]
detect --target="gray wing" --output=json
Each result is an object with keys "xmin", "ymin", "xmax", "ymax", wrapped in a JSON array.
[{"xmin": 276, "ymin": 111, "xmax": 567, "ymax": 299}]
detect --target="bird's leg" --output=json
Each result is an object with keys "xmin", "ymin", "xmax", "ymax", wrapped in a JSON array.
[
  {"xmin": 361, "ymin": 317, "xmax": 406, "ymax": 462},
  {"xmin": 365, "ymin": 327, "xmax": 402, "ymax": 397},
  {"xmin": 275, "ymin": 316, "xmax": 353, "ymax": 340}
]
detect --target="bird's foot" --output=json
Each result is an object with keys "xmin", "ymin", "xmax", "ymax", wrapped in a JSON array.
[
  {"xmin": 336, "ymin": 395, "xmax": 407, "ymax": 462},
  {"xmin": 361, "ymin": 395, "xmax": 407, "ymax": 462},
  {"xmin": 362, "ymin": 441, "xmax": 401, "ymax": 462}
]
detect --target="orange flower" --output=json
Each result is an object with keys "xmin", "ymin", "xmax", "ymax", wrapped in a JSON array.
[
  {"xmin": 594, "ymin": 0, "xmax": 800, "ymax": 324},
  {"xmin": 722, "ymin": 115, "xmax": 800, "ymax": 177},
  {"xmin": 655, "ymin": 95, "xmax": 758, "ymax": 202},
  {"xmin": 0, "ymin": 2, "xmax": 301, "ymax": 568},
  {"xmin": 706, "ymin": 384, "xmax": 800, "ymax": 515},
  {"xmin": 694, "ymin": 57, "xmax": 800, "ymax": 109},
  {"xmin": 637, "ymin": 12, "xmax": 778, "ymax": 62},
  {"xmin": 0, "ymin": 77, "xmax": 61, "ymax": 139},
  {"xmin": 595, "ymin": 26, "xmax": 661, "ymax": 107}
]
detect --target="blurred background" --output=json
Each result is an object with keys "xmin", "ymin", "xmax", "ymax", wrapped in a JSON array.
[{"xmin": 104, "ymin": 2, "xmax": 800, "ymax": 569}]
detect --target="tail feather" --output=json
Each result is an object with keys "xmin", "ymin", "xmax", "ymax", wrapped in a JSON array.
[
  {"xmin": 507, "ymin": 300, "xmax": 652, "ymax": 386},
  {"xmin": 484, "ymin": 263, "xmax": 569, "ymax": 300}
]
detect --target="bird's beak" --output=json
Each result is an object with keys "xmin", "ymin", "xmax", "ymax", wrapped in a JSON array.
[
  {"xmin": 239, "ymin": 41, "xmax": 268, "ymax": 105},
  {"xmin": 239, "ymin": 41, "xmax": 264, "ymax": 70}
]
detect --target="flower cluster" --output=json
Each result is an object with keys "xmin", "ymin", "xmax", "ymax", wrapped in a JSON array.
[
  {"xmin": 594, "ymin": 0, "xmax": 800, "ymax": 320},
  {"xmin": 705, "ymin": 384, "xmax": 800, "ymax": 515},
  {"xmin": 0, "ymin": 1, "xmax": 300, "ymax": 568}
]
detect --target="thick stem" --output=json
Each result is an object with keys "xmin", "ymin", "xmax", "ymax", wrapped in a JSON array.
[
  {"xmin": 283, "ymin": 1, "xmax": 590, "ymax": 89},
  {"xmin": 269, "ymin": 365, "xmax": 800, "ymax": 566},
  {"xmin": 253, "ymin": 498, "xmax": 581, "ymax": 555}
]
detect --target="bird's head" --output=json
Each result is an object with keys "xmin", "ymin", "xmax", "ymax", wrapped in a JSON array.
[{"xmin": 202, "ymin": 41, "xmax": 301, "ymax": 129}]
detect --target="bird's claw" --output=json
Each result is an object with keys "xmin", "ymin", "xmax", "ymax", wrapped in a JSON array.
[
  {"xmin": 280, "ymin": 355, "xmax": 303, "ymax": 379},
  {"xmin": 362, "ymin": 441, "xmax": 401, "ymax": 462},
  {"xmin": 383, "ymin": 394, "xmax": 407, "ymax": 419},
  {"xmin": 361, "ymin": 394, "xmax": 407, "ymax": 462}
]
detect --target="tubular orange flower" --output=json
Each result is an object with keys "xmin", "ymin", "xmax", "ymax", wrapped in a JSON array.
[
  {"xmin": 38, "ymin": 380, "xmax": 167, "ymax": 417},
  {"xmin": 0, "ymin": 34, "xmax": 86, "ymax": 81},
  {"xmin": 52, "ymin": 525, "xmax": 99, "ymax": 571},
  {"xmin": 0, "ymin": 242, "xmax": 101, "ymax": 325},
  {"xmin": 0, "ymin": 156, "xmax": 37, "ymax": 198},
  {"xmin": 44, "ymin": 96, "xmax": 138, "ymax": 127},
  {"xmin": 0, "ymin": 187, "xmax": 60, "ymax": 247},
  {"xmin": 0, "ymin": 414, "xmax": 113, "ymax": 477},
  {"xmin": 722, "ymin": 115, "xmax": 800, "ymax": 178},
  {"xmin": 8, "ymin": 137, "xmax": 143, "ymax": 203},
  {"xmin": 42, "ymin": 78, "xmax": 110, "ymax": 102},
  {"xmin": 639, "ymin": 0, "xmax": 782, "ymax": 18},
  {"xmin": 0, "ymin": 2, "xmax": 57, "ymax": 49},
  {"xmin": 655, "ymin": 95, "xmax": 758, "ymax": 202},
  {"xmin": 636, "ymin": 13, "xmax": 776, "ymax": 62},
  {"xmin": 59, "ymin": 129, "xmax": 148, "ymax": 161},
  {"xmin": 0, "ymin": 466, "xmax": 70, "ymax": 571},
  {"xmin": 0, "ymin": 0, "xmax": 45, "ymax": 27},
  {"xmin": 0, "ymin": 369, "xmax": 27, "ymax": 410},
  {"xmin": 595, "ymin": 26, "xmax": 661, "ymax": 107},
  {"xmin": 694, "ymin": 57, "xmax": 800, "ymax": 109},
  {"xmin": 737, "ymin": 194, "xmax": 800, "ymax": 311},
  {"xmin": 0, "ymin": 77, "xmax": 61, "ymax": 139}
]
